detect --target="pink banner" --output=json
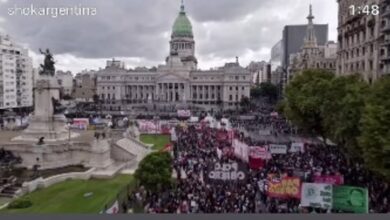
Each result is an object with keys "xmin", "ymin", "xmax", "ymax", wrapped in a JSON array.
[
  {"xmin": 249, "ymin": 146, "xmax": 271, "ymax": 160},
  {"xmin": 314, "ymin": 175, "xmax": 344, "ymax": 185}
]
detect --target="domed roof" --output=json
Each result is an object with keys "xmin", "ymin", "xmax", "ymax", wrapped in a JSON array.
[{"xmin": 172, "ymin": 4, "xmax": 193, "ymax": 38}]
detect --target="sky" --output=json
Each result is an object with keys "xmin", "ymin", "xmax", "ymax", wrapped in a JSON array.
[{"xmin": 0, "ymin": 0, "xmax": 338, "ymax": 73}]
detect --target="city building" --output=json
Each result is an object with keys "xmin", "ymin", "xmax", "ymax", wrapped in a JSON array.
[
  {"xmin": 55, "ymin": 70, "xmax": 74, "ymax": 97},
  {"xmin": 336, "ymin": 0, "xmax": 382, "ymax": 82},
  {"xmin": 281, "ymin": 21, "xmax": 328, "ymax": 89},
  {"xmin": 96, "ymin": 2, "xmax": 251, "ymax": 113},
  {"xmin": 288, "ymin": 5, "xmax": 337, "ymax": 80},
  {"xmin": 0, "ymin": 33, "xmax": 33, "ymax": 110},
  {"xmin": 73, "ymin": 70, "xmax": 97, "ymax": 102},
  {"xmin": 380, "ymin": 0, "xmax": 390, "ymax": 75},
  {"xmin": 269, "ymin": 40, "xmax": 283, "ymax": 86},
  {"xmin": 246, "ymin": 61, "xmax": 268, "ymax": 85}
]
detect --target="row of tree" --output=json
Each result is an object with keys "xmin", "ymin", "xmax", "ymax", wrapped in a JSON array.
[
  {"xmin": 250, "ymin": 82, "xmax": 279, "ymax": 103},
  {"xmin": 281, "ymin": 69, "xmax": 390, "ymax": 177}
]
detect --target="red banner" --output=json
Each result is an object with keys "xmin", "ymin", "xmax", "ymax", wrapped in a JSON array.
[
  {"xmin": 216, "ymin": 130, "xmax": 229, "ymax": 142},
  {"xmin": 267, "ymin": 176, "xmax": 301, "ymax": 199},
  {"xmin": 249, "ymin": 157, "xmax": 264, "ymax": 170},
  {"xmin": 314, "ymin": 175, "xmax": 344, "ymax": 185}
]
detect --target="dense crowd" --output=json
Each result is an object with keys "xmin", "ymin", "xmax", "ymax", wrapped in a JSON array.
[
  {"xmin": 129, "ymin": 123, "xmax": 390, "ymax": 213},
  {"xmin": 230, "ymin": 102, "xmax": 296, "ymax": 137}
]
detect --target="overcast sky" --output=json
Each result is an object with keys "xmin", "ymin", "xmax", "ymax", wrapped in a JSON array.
[{"xmin": 0, "ymin": 0, "xmax": 338, "ymax": 73}]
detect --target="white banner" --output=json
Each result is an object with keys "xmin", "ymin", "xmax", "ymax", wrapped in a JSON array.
[
  {"xmin": 208, "ymin": 162, "xmax": 245, "ymax": 181},
  {"xmin": 301, "ymin": 183, "xmax": 332, "ymax": 209},
  {"xmin": 268, "ymin": 144, "xmax": 287, "ymax": 154},
  {"xmin": 249, "ymin": 146, "xmax": 271, "ymax": 160},
  {"xmin": 233, "ymin": 139, "xmax": 249, "ymax": 162},
  {"xmin": 105, "ymin": 200, "xmax": 119, "ymax": 214},
  {"xmin": 177, "ymin": 110, "xmax": 191, "ymax": 117},
  {"xmin": 137, "ymin": 120, "xmax": 159, "ymax": 134},
  {"xmin": 290, "ymin": 142, "xmax": 305, "ymax": 153}
]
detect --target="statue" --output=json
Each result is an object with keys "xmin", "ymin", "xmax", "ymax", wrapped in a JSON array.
[
  {"xmin": 39, "ymin": 48, "xmax": 56, "ymax": 76},
  {"xmin": 125, "ymin": 120, "xmax": 140, "ymax": 141},
  {"xmin": 37, "ymin": 137, "xmax": 45, "ymax": 145},
  {"xmin": 51, "ymin": 97, "xmax": 66, "ymax": 114}
]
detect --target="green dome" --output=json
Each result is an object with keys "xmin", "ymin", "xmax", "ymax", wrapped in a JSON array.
[{"xmin": 172, "ymin": 9, "xmax": 193, "ymax": 38}]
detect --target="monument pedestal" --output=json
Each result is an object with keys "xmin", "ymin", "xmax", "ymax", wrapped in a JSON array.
[{"xmin": 12, "ymin": 76, "xmax": 79, "ymax": 142}]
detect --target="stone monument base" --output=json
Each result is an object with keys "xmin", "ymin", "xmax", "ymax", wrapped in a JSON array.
[
  {"xmin": 2, "ymin": 140, "xmax": 112, "ymax": 170},
  {"xmin": 12, "ymin": 114, "xmax": 79, "ymax": 142}
]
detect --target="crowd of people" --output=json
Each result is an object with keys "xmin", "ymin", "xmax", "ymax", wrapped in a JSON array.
[
  {"xmin": 230, "ymin": 101, "xmax": 296, "ymax": 138},
  {"xmin": 129, "ymin": 121, "xmax": 390, "ymax": 213}
]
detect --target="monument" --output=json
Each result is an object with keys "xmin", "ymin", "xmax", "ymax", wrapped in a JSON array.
[
  {"xmin": 1, "ymin": 50, "xmax": 150, "ymax": 177},
  {"xmin": 12, "ymin": 49, "xmax": 79, "ymax": 142}
]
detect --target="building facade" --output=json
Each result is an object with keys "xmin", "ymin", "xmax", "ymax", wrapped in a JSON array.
[
  {"xmin": 336, "ymin": 0, "xmax": 384, "ymax": 82},
  {"xmin": 281, "ymin": 23, "xmax": 328, "ymax": 89},
  {"xmin": 96, "ymin": 2, "xmax": 251, "ymax": 112},
  {"xmin": 246, "ymin": 61, "xmax": 268, "ymax": 85},
  {"xmin": 380, "ymin": 0, "xmax": 390, "ymax": 74},
  {"xmin": 269, "ymin": 40, "xmax": 283, "ymax": 86},
  {"xmin": 0, "ymin": 34, "xmax": 33, "ymax": 110},
  {"xmin": 288, "ymin": 5, "xmax": 337, "ymax": 80},
  {"xmin": 73, "ymin": 70, "xmax": 97, "ymax": 102},
  {"xmin": 55, "ymin": 70, "xmax": 74, "ymax": 97}
]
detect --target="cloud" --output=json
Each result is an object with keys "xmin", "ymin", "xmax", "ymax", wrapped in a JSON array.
[{"xmin": 0, "ymin": 0, "xmax": 338, "ymax": 73}]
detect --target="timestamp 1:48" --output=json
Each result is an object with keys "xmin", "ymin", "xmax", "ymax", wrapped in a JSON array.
[{"xmin": 349, "ymin": 5, "xmax": 380, "ymax": 16}]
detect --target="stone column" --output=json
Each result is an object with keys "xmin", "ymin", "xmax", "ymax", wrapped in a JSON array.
[
  {"xmin": 175, "ymin": 83, "xmax": 178, "ymax": 102},
  {"xmin": 202, "ymin": 85, "xmax": 205, "ymax": 102}
]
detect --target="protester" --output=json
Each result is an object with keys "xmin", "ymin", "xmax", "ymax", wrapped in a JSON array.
[{"xmin": 131, "ymin": 120, "xmax": 390, "ymax": 213}]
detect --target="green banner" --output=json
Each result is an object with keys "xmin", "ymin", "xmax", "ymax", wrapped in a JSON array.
[{"xmin": 332, "ymin": 186, "xmax": 369, "ymax": 213}]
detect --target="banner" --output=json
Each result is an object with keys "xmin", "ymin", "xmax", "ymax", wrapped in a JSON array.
[
  {"xmin": 216, "ymin": 130, "xmax": 229, "ymax": 142},
  {"xmin": 137, "ymin": 120, "xmax": 159, "ymax": 134},
  {"xmin": 301, "ymin": 183, "xmax": 332, "ymax": 209},
  {"xmin": 332, "ymin": 186, "xmax": 369, "ymax": 213},
  {"xmin": 259, "ymin": 129, "xmax": 272, "ymax": 136},
  {"xmin": 290, "ymin": 142, "xmax": 305, "ymax": 153},
  {"xmin": 170, "ymin": 127, "xmax": 177, "ymax": 142},
  {"xmin": 267, "ymin": 176, "xmax": 301, "ymax": 199},
  {"xmin": 314, "ymin": 175, "xmax": 344, "ymax": 185},
  {"xmin": 177, "ymin": 110, "xmax": 191, "ymax": 118},
  {"xmin": 105, "ymin": 200, "xmax": 119, "ymax": 214},
  {"xmin": 249, "ymin": 146, "xmax": 271, "ymax": 160},
  {"xmin": 207, "ymin": 162, "xmax": 246, "ymax": 181},
  {"xmin": 268, "ymin": 144, "xmax": 287, "ymax": 154},
  {"xmin": 72, "ymin": 118, "xmax": 89, "ymax": 130},
  {"xmin": 249, "ymin": 147, "xmax": 265, "ymax": 170},
  {"xmin": 233, "ymin": 139, "xmax": 249, "ymax": 162}
]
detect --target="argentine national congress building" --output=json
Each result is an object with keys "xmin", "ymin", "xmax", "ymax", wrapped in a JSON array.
[{"xmin": 96, "ymin": 2, "xmax": 252, "ymax": 113}]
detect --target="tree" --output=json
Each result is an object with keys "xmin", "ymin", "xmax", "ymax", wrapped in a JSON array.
[
  {"xmin": 283, "ymin": 69, "xmax": 335, "ymax": 143},
  {"xmin": 250, "ymin": 87, "xmax": 262, "ymax": 99},
  {"xmin": 358, "ymin": 76, "xmax": 390, "ymax": 177},
  {"xmin": 240, "ymin": 96, "xmax": 251, "ymax": 111},
  {"xmin": 322, "ymin": 75, "xmax": 368, "ymax": 157},
  {"xmin": 259, "ymin": 82, "xmax": 278, "ymax": 103},
  {"xmin": 134, "ymin": 152, "xmax": 172, "ymax": 192}
]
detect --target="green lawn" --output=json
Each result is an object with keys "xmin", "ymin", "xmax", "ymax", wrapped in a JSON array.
[
  {"xmin": 140, "ymin": 134, "xmax": 171, "ymax": 151},
  {"xmin": 1, "ymin": 175, "xmax": 135, "ymax": 214}
]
